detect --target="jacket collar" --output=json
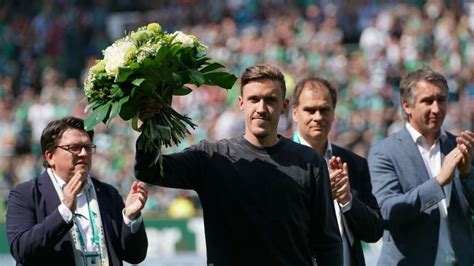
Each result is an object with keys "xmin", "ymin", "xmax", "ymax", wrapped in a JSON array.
[{"xmin": 38, "ymin": 170, "xmax": 62, "ymax": 214}]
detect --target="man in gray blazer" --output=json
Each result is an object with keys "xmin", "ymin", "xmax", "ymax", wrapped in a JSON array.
[{"xmin": 368, "ymin": 66, "xmax": 474, "ymax": 265}]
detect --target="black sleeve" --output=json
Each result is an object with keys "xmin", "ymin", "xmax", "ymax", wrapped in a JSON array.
[
  {"xmin": 134, "ymin": 140, "xmax": 207, "ymax": 190},
  {"xmin": 311, "ymin": 159, "xmax": 343, "ymax": 266},
  {"xmin": 344, "ymin": 156, "xmax": 383, "ymax": 242}
]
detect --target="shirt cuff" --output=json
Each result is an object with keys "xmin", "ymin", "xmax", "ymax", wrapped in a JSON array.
[
  {"xmin": 58, "ymin": 203, "xmax": 73, "ymax": 223},
  {"xmin": 339, "ymin": 194, "xmax": 353, "ymax": 213},
  {"xmin": 122, "ymin": 209, "xmax": 143, "ymax": 233}
]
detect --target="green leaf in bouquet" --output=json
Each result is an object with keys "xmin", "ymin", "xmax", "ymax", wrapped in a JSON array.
[
  {"xmin": 84, "ymin": 102, "xmax": 111, "ymax": 130},
  {"xmin": 189, "ymin": 69, "xmax": 205, "ymax": 86},
  {"xmin": 98, "ymin": 102, "xmax": 112, "ymax": 123},
  {"xmin": 84, "ymin": 100, "xmax": 102, "ymax": 113},
  {"xmin": 132, "ymin": 78, "xmax": 146, "ymax": 87},
  {"xmin": 176, "ymin": 48, "xmax": 194, "ymax": 66},
  {"xmin": 131, "ymin": 86, "xmax": 140, "ymax": 98},
  {"xmin": 172, "ymin": 73, "xmax": 183, "ymax": 85},
  {"xmin": 128, "ymin": 62, "xmax": 140, "ymax": 70},
  {"xmin": 107, "ymin": 101, "xmax": 121, "ymax": 124},
  {"xmin": 141, "ymin": 58, "xmax": 155, "ymax": 68},
  {"xmin": 155, "ymin": 44, "xmax": 171, "ymax": 63},
  {"xmin": 173, "ymin": 86, "xmax": 193, "ymax": 96},
  {"xmin": 170, "ymin": 43, "xmax": 188, "ymax": 56},
  {"xmin": 139, "ymin": 66, "xmax": 160, "ymax": 86},
  {"xmin": 174, "ymin": 70, "xmax": 191, "ymax": 85},
  {"xmin": 160, "ymin": 66, "xmax": 174, "ymax": 84},
  {"xmin": 195, "ymin": 57, "xmax": 209, "ymax": 66},
  {"xmin": 200, "ymin": 62, "xmax": 225, "ymax": 73},
  {"xmin": 115, "ymin": 67, "xmax": 133, "ymax": 83},
  {"xmin": 204, "ymin": 72, "xmax": 238, "ymax": 90},
  {"xmin": 140, "ymin": 82, "xmax": 158, "ymax": 98},
  {"xmin": 131, "ymin": 115, "xmax": 141, "ymax": 132},
  {"xmin": 109, "ymin": 95, "xmax": 129, "ymax": 122},
  {"xmin": 111, "ymin": 84, "xmax": 125, "ymax": 98},
  {"xmin": 119, "ymin": 96, "xmax": 139, "ymax": 120}
]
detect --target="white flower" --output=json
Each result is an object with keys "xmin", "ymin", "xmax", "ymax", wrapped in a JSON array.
[
  {"xmin": 83, "ymin": 74, "xmax": 95, "ymax": 97},
  {"xmin": 137, "ymin": 43, "xmax": 161, "ymax": 63},
  {"xmin": 172, "ymin": 31, "xmax": 194, "ymax": 48},
  {"xmin": 103, "ymin": 40, "xmax": 136, "ymax": 76}
]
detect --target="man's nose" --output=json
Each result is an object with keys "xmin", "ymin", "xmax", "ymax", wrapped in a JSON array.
[
  {"xmin": 78, "ymin": 146, "xmax": 89, "ymax": 156},
  {"xmin": 431, "ymin": 101, "xmax": 440, "ymax": 113},
  {"xmin": 313, "ymin": 111, "xmax": 322, "ymax": 121},
  {"xmin": 256, "ymin": 99, "xmax": 267, "ymax": 113}
]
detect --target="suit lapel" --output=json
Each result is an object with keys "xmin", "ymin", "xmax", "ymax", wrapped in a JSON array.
[
  {"xmin": 331, "ymin": 145, "xmax": 353, "ymax": 186},
  {"xmin": 91, "ymin": 179, "xmax": 115, "ymax": 247},
  {"xmin": 37, "ymin": 171, "xmax": 63, "ymax": 215},
  {"xmin": 91, "ymin": 179, "xmax": 109, "ymax": 225},
  {"xmin": 37, "ymin": 170, "xmax": 75, "ymax": 250},
  {"xmin": 331, "ymin": 144, "xmax": 340, "ymax": 157},
  {"xmin": 440, "ymin": 133, "xmax": 455, "ymax": 156},
  {"xmin": 396, "ymin": 128, "xmax": 432, "ymax": 184}
]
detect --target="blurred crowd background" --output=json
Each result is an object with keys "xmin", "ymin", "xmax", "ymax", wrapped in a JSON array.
[{"xmin": 1, "ymin": 0, "xmax": 473, "ymax": 220}]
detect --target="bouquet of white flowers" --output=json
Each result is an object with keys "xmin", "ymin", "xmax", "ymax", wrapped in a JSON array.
[{"xmin": 83, "ymin": 23, "xmax": 237, "ymax": 170}]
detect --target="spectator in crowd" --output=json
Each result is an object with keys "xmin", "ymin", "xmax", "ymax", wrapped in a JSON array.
[
  {"xmin": 292, "ymin": 77, "xmax": 383, "ymax": 265},
  {"xmin": 135, "ymin": 64, "xmax": 342, "ymax": 265},
  {"xmin": 368, "ymin": 67, "xmax": 474, "ymax": 265},
  {"xmin": 6, "ymin": 116, "xmax": 148, "ymax": 265}
]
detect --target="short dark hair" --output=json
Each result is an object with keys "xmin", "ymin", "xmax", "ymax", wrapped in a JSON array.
[
  {"xmin": 292, "ymin": 77, "xmax": 337, "ymax": 108},
  {"xmin": 400, "ymin": 66, "xmax": 448, "ymax": 120},
  {"xmin": 240, "ymin": 64, "xmax": 286, "ymax": 98},
  {"xmin": 41, "ymin": 116, "xmax": 94, "ymax": 167}
]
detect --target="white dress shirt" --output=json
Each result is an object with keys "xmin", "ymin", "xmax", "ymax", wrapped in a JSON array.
[
  {"xmin": 48, "ymin": 169, "xmax": 143, "ymax": 252},
  {"xmin": 406, "ymin": 123, "xmax": 456, "ymax": 266}
]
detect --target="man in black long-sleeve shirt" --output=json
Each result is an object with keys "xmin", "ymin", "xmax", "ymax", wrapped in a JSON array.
[{"xmin": 135, "ymin": 64, "xmax": 342, "ymax": 265}]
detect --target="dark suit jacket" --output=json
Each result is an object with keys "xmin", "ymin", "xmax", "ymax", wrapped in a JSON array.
[
  {"xmin": 6, "ymin": 171, "xmax": 148, "ymax": 266},
  {"xmin": 369, "ymin": 128, "xmax": 474, "ymax": 265},
  {"xmin": 332, "ymin": 144, "xmax": 383, "ymax": 266}
]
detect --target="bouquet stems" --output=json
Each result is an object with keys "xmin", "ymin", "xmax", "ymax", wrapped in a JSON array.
[{"xmin": 136, "ymin": 105, "xmax": 196, "ymax": 175}]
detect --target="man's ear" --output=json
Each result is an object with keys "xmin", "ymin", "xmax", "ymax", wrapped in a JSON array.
[
  {"xmin": 238, "ymin": 96, "xmax": 244, "ymax": 111},
  {"xmin": 402, "ymin": 100, "xmax": 411, "ymax": 118},
  {"xmin": 44, "ymin": 150, "xmax": 55, "ymax": 168}
]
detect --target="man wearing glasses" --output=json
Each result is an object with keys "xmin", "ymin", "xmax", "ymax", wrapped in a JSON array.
[{"xmin": 6, "ymin": 116, "xmax": 149, "ymax": 265}]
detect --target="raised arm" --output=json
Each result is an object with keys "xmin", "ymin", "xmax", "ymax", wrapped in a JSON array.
[
  {"xmin": 368, "ymin": 142, "xmax": 466, "ymax": 226},
  {"xmin": 135, "ymin": 139, "xmax": 209, "ymax": 190}
]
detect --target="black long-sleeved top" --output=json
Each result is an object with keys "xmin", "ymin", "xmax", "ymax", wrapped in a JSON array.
[{"xmin": 135, "ymin": 135, "xmax": 342, "ymax": 266}]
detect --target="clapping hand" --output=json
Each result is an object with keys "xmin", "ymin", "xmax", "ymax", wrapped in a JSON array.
[
  {"xmin": 437, "ymin": 130, "xmax": 473, "ymax": 186},
  {"xmin": 328, "ymin": 156, "xmax": 352, "ymax": 205},
  {"xmin": 456, "ymin": 130, "xmax": 473, "ymax": 178},
  {"xmin": 62, "ymin": 169, "xmax": 88, "ymax": 212},
  {"xmin": 124, "ymin": 181, "xmax": 148, "ymax": 220}
]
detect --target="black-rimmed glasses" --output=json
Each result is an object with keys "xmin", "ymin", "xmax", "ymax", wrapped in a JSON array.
[{"xmin": 55, "ymin": 144, "xmax": 97, "ymax": 154}]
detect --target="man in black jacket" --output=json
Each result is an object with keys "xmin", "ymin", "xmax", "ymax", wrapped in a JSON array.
[{"xmin": 292, "ymin": 77, "xmax": 383, "ymax": 266}]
